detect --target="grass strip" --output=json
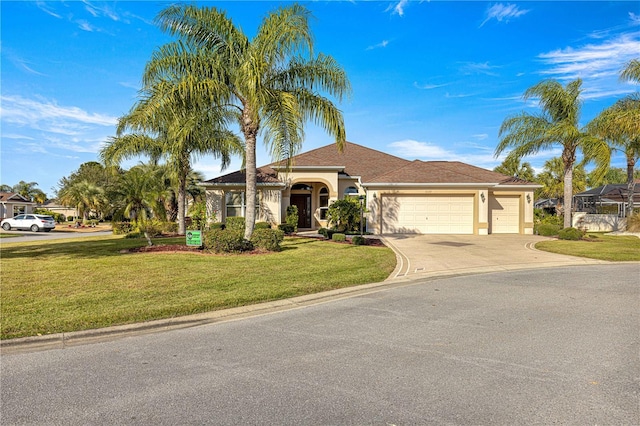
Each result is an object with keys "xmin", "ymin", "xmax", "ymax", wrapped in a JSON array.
[
  {"xmin": 1, "ymin": 236, "xmax": 396, "ymax": 339},
  {"xmin": 535, "ymin": 234, "xmax": 640, "ymax": 261}
]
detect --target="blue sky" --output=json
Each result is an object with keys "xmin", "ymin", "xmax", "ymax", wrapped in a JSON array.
[{"xmin": 1, "ymin": 1, "xmax": 639, "ymax": 197}]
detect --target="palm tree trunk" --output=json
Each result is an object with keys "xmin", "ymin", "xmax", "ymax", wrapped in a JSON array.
[
  {"xmin": 244, "ymin": 126, "xmax": 257, "ymax": 240},
  {"xmin": 178, "ymin": 176, "xmax": 187, "ymax": 235},
  {"xmin": 627, "ymin": 156, "xmax": 636, "ymax": 217},
  {"xmin": 563, "ymin": 162, "xmax": 573, "ymax": 229}
]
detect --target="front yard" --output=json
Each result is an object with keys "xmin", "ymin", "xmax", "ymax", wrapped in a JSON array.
[
  {"xmin": 535, "ymin": 233, "xmax": 640, "ymax": 261},
  {"xmin": 0, "ymin": 235, "xmax": 396, "ymax": 339}
]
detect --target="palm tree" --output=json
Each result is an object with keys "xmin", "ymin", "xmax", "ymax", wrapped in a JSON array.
[
  {"xmin": 493, "ymin": 157, "xmax": 535, "ymax": 182},
  {"xmin": 110, "ymin": 165, "xmax": 167, "ymax": 223},
  {"xmin": 495, "ymin": 79, "xmax": 609, "ymax": 228},
  {"xmin": 152, "ymin": 4, "xmax": 350, "ymax": 239},
  {"xmin": 100, "ymin": 75, "xmax": 243, "ymax": 235},
  {"xmin": 0, "ymin": 184, "xmax": 13, "ymax": 192},
  {"xmin": 587, "ymin": 59, "xmax": 640, "ymax": 216},
  {"xmin": 11, "ymin": 181, "xmax": 47, "ymax": 203},
  {"xmin": 57, "ymin": 180, "xmax": 106, "ymax": 220}
]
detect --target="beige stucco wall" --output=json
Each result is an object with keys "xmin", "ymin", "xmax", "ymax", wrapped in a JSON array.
[{"xmin": 205, "ymin": 188, "xmax": 281, "ymax": 226}]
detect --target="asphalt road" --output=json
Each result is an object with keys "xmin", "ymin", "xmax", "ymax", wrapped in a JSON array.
[{"xmin": 1, "ymin": 264, "xmax": 638, "ymax": 425}]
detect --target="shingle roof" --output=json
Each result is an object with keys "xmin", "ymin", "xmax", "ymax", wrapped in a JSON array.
[
  {"xmin": 204, "ymin": 142, "xmax": 538, "ymax": 187},
  {"xmin": 0, "ymin": 192, "xmax": 33, "ymax": 203},
  {"xmin": 365, "ymin": 160, "xmax": 535, "ymax": 185},
  {"xmin": 203, "ymin": 166, "xmax": 282, "ymax": 185},
  {"xmin": 271, "ymin": 142, "xmax": 411, "ymax": 182}
]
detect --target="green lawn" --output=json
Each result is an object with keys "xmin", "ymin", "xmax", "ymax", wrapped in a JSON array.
[
  {"xmin": 535, "ymin": 234, "xmax": 640, "ymax": 261},
  {"xmin": 0, "ymin": 235, "xmax": 396, "ymax": 339}
]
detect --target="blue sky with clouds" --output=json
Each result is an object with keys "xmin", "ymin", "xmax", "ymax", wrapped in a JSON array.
[{"xmin": 1, "ymin": 1, "xmax": 639, "ymax": 196}]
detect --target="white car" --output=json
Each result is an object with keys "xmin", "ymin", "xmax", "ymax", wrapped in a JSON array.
[{"xmin": 1, "ymin": 214, "xmax": 56, "ymax": 232}]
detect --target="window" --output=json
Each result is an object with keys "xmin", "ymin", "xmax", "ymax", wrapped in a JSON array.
[
  {"xmin": 13, "ymin": 206, "xmax": 25, "ymax": 216},
  {"xmin": 225, "ymin": 191, "xmax": 244, "ymax": 217},
  {"xmin": 225, "ymin": 191, "xmax": 259, "ymax": 218},
  {"xmin": 319, "ymin": 188, "xmax": 329, "ymax": 220},
  {"xmin": 344, "ymin": 186, "xmax": 359, "ymax": 197}
]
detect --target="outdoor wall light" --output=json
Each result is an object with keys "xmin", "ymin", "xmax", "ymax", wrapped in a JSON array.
[
  {"xmin": 526, "ymin": 194, "xmax": 531, "ymax": 204},
  {"xmin": 480, "ymin": 193, "xmax": 485, "ymax": 203}
]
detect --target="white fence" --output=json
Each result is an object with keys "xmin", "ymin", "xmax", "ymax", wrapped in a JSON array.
[{"xmin": 572, "ymin": 212, "xmax": 627, "ymax": 232}]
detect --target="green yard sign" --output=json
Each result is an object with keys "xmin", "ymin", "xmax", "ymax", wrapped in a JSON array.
[{"xmin": 186, "ymin": 230, "xmax": 202, "ymax": 247}]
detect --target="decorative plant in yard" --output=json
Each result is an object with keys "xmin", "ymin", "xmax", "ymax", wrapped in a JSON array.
[{"xmin": 327, "ymin": 197, "xmax": 362, "ymax": 232}]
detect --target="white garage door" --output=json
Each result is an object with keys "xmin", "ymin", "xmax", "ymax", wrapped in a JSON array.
[
  {"xmin": 382, "ymin": 195, "xmax": 474, "ymax": 234},
  {"xmin": 490, "ymin": 196, "xmax": 520, "ymax": 234}
]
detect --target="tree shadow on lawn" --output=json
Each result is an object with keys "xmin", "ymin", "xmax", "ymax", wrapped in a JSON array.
[{"xmin": 0, "ymin": 237, "xmax": 164, "ymax": 260}]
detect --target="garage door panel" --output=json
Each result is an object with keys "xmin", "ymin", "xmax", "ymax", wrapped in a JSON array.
[
  {"xmin": 382, "ymin": 196, "xmax": 474, "ymax": 234},
  {"xmin": 490, "ymin": 196, "xmax": 520, "ymax": 233}
]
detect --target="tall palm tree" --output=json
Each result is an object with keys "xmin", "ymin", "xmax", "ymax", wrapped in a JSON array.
[
  {"xmin": 100, "ymin": 74, "xmax": 243, "ymax": 234},
  {"xmin": 495, "ymin": 79, "xmax": 609, "ymax": 228},
  {"xmin": 587, "ymin": 59, "xmax": 640, "ymax": 216},
  {"xmin": 151, "ymin": 4, "xmax": 350, "ymax": 239}
]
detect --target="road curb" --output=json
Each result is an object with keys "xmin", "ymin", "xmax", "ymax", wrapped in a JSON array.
[{"xmin": 1, "ymin": 258, "xmax": 620, "ymax": 355}]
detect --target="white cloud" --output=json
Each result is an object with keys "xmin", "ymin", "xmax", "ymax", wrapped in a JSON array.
[
  {"xmin": 413, "ymin": 82, "xmax": 449, "ymax": 90},
  {"xmin": 459, "ymin": 61, "xmax": 500, "ymax": 77},
  {"xmin": 77, "ymin": 20, "xmax": 96, "ymax": 32},
  {"xmin": 36, "ymin": 1, "xmax": 62, "ymax": 19},
  {"xmin": 388, "ymin": 139, "xmax": 457, "ymax": 160},
  {"xmin": 1, "ymin": 95, "xmax": 118, "ymax": 128},
  {"xmin": 480, "ymin": 3, "xmax": 529, "ymax": 27},
  {"xmin": 538, "ymin": 32, "xmax": 640, "ymax": 81},
  {"xmin": 536, "ymin": 31, "xmax": 640, "ymax": 101},
  {"xmin": 473, "ymin": 134, "xmax": 489, "ymax": 141},
  {"xmin": 386, "ymin": 0, "xmax": 409, "ymax": 17},
  {"xmin": 366, "ymin": 40, "xmax": 389, "ymax": 51}
]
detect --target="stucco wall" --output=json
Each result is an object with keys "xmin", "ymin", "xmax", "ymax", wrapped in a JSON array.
[{"xmin": 572, "ymin": 212, "xmax": 626, "ymax": 232}]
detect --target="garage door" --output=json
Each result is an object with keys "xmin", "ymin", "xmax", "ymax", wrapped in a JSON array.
[
  {"xmin": 382, "ymin": 195, "xmax": 474, "ymax": 234},
  {"xmin": 489, "ymin": 196, "xmax": 520, "ymax": 233}
]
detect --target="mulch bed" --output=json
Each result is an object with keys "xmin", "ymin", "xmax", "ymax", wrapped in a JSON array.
[{"xmin": 125, "ymin": 235, "xmax": 385, "ymax": 254}]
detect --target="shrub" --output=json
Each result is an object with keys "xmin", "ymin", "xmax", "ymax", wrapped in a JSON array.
[
  {"xmin": 626, "ymin": 212, "xmax": 640, "ymax": 232},
  {"xmin": 351, "ymin": 235, "xmax": 367, "ymax": 246},
  {"xmin": 187, "ymin": 200, "xmax": 208, "ymax": 230},
  {"xmin": 34, "ymin": 209, "xmax": 66, "ymax": 223},
  {"xmin": 278, "ymin": 223, "xmax": 295, "ymax": 235},
  {"xmin": 250, "ymin": 229, "xmax": 285, "ymax": 252},
  {"xmin": 285, "ymin": 205, "xmax": 298, "ymax": 232},
  {"xmin": 225, "ymin": 217, "xmax": 245, "ymax": 232},
  {"xmin": 558, "ymin": 227, "xmax": 584, "ymax": 241},
  {"xmin": 134, "ymin": 219, "xmax": 164, "ymax": 237},
  {"xmin": 317, "ymin": 227, "xmax": 328, "ymax": 238},
  {"xmin": 162, "ymin": 222, "xmax": 178, "ymax": 234},
  {"xmin": 255, "ymin": 221, "xmax": 272, "ymax": 230},
  {"xmin": 67, "ymin": 216, "xmax": 75, "ymax": 222},
  {"xmin": 112, "ymin": 222, "xmax": 133, "ymax": 235},
  {"xmin": 536, "ymin": 223, "xmax": 561, "ymax": 236},
  {"xmin": 331, "ymin": 233, "xmax": 346, "ymax": 242},
  {"xmin": 209, "ymin": 222, "xmax": 225, "ymax": 230},
  {"xmin": 327, "ymin": 198, "xmax": 362, "ymax": 232},
  {"xmin": 203, "ymin": 229, "xmax": 253, "ymax": 253}
]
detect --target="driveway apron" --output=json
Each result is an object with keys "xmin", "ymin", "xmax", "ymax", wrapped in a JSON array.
[{"xmin": 382, "ymin": 234, "xmax": 608, "ymax": 279}]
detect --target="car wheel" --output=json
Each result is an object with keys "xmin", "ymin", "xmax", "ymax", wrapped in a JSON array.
[
  {"xmin": 2, "ymin": 223, "xmax": 10, "ymax": 231},
  {"xmin": 31, "ymin": 225, "xmax": 40, "ymax": 232}
]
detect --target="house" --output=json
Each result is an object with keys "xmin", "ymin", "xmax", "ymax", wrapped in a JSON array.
[
  {"xmin": 0, "ymin": 192, "xmax": 36, "ymax": 219},
  {"xmin": 574, "ymin": 181, "xmax": 640, "ymax": 217},
  {"xmin": 39, "ymin": 201, "xmax": 77, "ymax": 220},
  {"xmin": 202, "ymin": 142, "xmax": 539, "ymax": 235}
]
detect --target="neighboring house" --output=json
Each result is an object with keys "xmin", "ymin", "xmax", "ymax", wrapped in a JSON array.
[
  {"xmin": 0, "ymin": 192, "xmax": 35, "ymax": 219},
  {"xmin": 39, "ymin": 201, "xmax": 77, "ymax": 219},
  {"xmin": 202, "ymin": 142, "xmax": 540, "ymax": 235},
  {"xmin": 574, "ymin": 180, "xmax": 640, "ymax": 217}
]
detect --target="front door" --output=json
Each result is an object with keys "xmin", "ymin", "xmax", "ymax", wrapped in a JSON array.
[{"xmin": 290, "ymin": 194, "xmax": 312, "ymax": 228}]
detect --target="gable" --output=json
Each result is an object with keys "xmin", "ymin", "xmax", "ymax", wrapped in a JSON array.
[{"xmin": 0, "ymin": 192, "xmax": 33, "ymax": 203}]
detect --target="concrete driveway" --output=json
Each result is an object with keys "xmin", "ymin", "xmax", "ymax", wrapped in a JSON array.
[{"xmin": 382, "ymin": 234, "xmax": 608, "ymax": 280}]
